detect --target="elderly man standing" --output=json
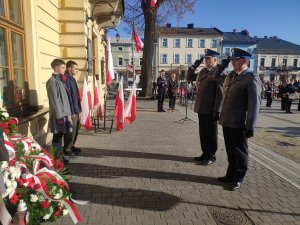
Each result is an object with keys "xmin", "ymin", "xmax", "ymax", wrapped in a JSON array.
[
  {"xmin": 157, "ymin": 70, "xmax": 168, "ymax": 112},
  {"xmin": 193, "ymin": 49, "xmax": 229, "ymax": 165},
  {"xmin": 218, "ymin": 48, "xmax": 261, "ymax": 191}
]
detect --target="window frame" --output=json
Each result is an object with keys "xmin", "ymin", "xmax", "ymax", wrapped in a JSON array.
[
  {"xmin": 271, "ymin": 58, "xmax": 276, "ymax": 67},
  {"xmin": 187, "ymin": 38, "xmax": 193, "ymax": 48},
  {"xmin": 211, "ymin": 39, "xmax": 218, "ymax": 48},
  {"xmin": 199, "ymin": 39, "xmax": 205, "ymax": 48},
  {"xmin": 0, "ymin": 0, "xmax": 28, "ymax": 111},
  {"xmin": 161, "ymin": 54, "xmax": 167, "ymax": 64},
  {"xmin": 293, "ymin": 59, "xmax": 298, "ymax": 67},
  {"xmin": 162, "ymin": 38, "xmax": 168, "ymax": 48},
  {"xmin": 174, "ymin": 54, "xmax": 180, "ymax": 64},
  {"xmin": 118, "ymin": 57, "xmax": 123, "ymax": 66},
  {"xmin": 186, "ymin": 54, "xmax": 192, "ymax": 64},
  {"xmin": 117, "ymin": 46, "xmax": 123, "ymax": 51},
  {"xmin": 174, "ymin": 38, "xmax": 180, "ymax": 48}
]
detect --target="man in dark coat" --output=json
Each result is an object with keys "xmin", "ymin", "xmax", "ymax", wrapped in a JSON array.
[
  {"xmin": 168, "ymin": 73, "xmax": 178, "ymax": 111},
  {"xmin": 193, "ymin": 49, "xmax": 229, "ymax": 165},
  {"xmin": 46, "ymin": 59, "xmax": 73, "ymax": 162},
  {"xmin": 63, "ymin": 60, "xmax": 82, "ymax": 156},
  {"xmin": 284, "ymin": 78, "xmax": 296, "ymax": 113},
  {"xmin": 218, "ymin": 48, "xmax": 261, "ymax": 191},
  {"xmin": 157, "ymin": 70, "xmax": 168, "ymax": 112}
]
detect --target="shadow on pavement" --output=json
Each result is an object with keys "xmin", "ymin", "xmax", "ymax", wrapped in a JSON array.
[
  {"xmin": 76, "ymin": 148, "xmax": 196, "ymax": 163},
  {"xmin": 269, "ymin": 127, "xmax": 300, "ymax": 137},
  {"xmin": 69, "ymin": 182, "xmax": 181, "ymax": 211},
  {"xmin": 68, "ymin": 162, "xmax": 221, "ymax": 186}
]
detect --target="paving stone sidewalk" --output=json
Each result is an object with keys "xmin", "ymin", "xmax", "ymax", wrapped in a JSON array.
[{"xmin": 51, "ymin": 100, "xmax": 300, "ymax": 225}]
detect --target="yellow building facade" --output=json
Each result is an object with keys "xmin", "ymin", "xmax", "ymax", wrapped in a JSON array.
[{"xmin": 0, "ymin": 0, "xmax": 123, "ymax": 143}]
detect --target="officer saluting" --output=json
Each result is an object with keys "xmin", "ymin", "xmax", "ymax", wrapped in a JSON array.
[
  {"xmin": 193, "ymin": 49, "xmax": 229, "ymax": 165},
  {"xmin": 218, "ymin": 48, "xmax": 261, "ymax": 191}
]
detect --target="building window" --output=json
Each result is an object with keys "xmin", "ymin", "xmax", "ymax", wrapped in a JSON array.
[
  {"xmin": 293, "ymin": 59, "xmax": 298, "ymax": 67},
  {"xmin": 211, "ymin": 39, "xmax": 217, "ymax": 48},
  {"xmin": 118, "ymin": 57, "xmax": 123, "ymax": 66},
  {"xmin": 174, "ymin": 38, "xmax": 180, "ymax": 48},
  {"xmin": 225, "ymin": 48, "xmax": 230, "ymax": 56},
  {"xmin": 187, "ymin": 38, "xmax": 193, "ymax": 48},
  {"xmin": 199, "ymin": 39, "xmax": 205, "ymax": 48},
  {"xmin": 139, "ymin": 58, "xmax": 143, "ymax": 66},
  {"xmin": 174, "ymin": 54, "xmax": 180, "ymax": 64},
  {"xmin": 161, "ymin": 54, "xmax": 167, "ymax": 64},
  {"xmin": 271, "ymin": 58, "xmax": 276, "ymax": 67},
  {"xmin": 260, "ymin": 58, "xmax": 265, "ymax": 67},
  {"xmin": 282, "ymin": 59, "xmax": 287, "ymax": 68},
  {"xmin": 186, "ymin": 54, "xmax": 192, "ymax": 64},
  {"xmin": 198, "ymin": 54, "xmax": 204, "ymax": 59},
  {"xmin": 0, "ymin": 0, "xmax": 27, "ymax": 110},
  {"xmin": 162, "ymin": 38, "xmax": 168, "ymax": 47},
  {"xmin": 117, "ymin": 46, "xmax": 123, "ymax": 51}
]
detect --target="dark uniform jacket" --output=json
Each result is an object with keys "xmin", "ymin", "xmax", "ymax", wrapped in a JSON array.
[
  {"xmin": 194, "ymin": 66, "xmax": 223, "ymax": 115},
  {"xmin": 157, "ymin": 76, "xmax": 167, "ymax": 93},
  {"xmin": 219, "ymin": 69, "xmax": 261, "ymax": 131}
]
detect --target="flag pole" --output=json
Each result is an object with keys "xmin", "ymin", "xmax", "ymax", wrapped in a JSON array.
[{"xmin": 132, "ymin": 15, "xmax": 136, "ymax": 83}]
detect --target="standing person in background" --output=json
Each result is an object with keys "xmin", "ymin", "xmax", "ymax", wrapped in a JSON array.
[
  {"xmin": 285, "ymin": 78, "xmax": 296, "ymax": 113},
  {"xmin": 265, "ymin": 82, "xmax": 272, "ymax": 107},
  {"xmin": 157, "ymin": 70, "xmax": 168, "ymax": 112},
  {"xmin": 193, "ymin": 49, "xmax": 229, "ymax": 165},
  {"xmin": 152, "ymin": 80, "xmax": 157, "ymax": 99},
  {"xmin": 46, "ymin": 59, "xmax": 73, "ymax": 163},
  {"xmin": 62, "ymin": 60, "xmax": 82, "ymax": 156},
  {"xmin": 218, "ymin": 48, "xmax": 261, "ymax": 191},
  {"xmin": 278, "ymin": 81, "xmax": 287, "ymax": 110},
  {"xmin": 168, "ymin": 73, "xmax": 178, "ymax": 112}
]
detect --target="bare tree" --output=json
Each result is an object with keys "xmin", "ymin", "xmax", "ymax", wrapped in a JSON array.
[{"xmin": 123, "ymin": 0, "xmax": 196, "ymax": 97}]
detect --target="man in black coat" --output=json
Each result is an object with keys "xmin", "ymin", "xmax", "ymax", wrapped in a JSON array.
[
  {"xmin": 157, "ymin": 70, "xmax": 168, "ymax": 112},
  {"xmin": 218, "ymin": 48, "xmax": 261, "ymax": 191},
  {"xmin": 193, "ymin": 49, "xmax": 229, "ymax": 165}
]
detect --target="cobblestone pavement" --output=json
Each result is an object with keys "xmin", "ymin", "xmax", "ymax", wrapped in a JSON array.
[{"xmin": 51, "ymin": 100, "xmax": 300, "ymax": 225}]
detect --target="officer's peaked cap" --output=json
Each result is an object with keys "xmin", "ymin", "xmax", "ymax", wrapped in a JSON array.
[
  {"xmin": 231, "ymin": 48, "xmax": 252, "ymax": 59},
  {"xmin": 204, "ymin": 49, "xmax": 220, "ymax": 58}
]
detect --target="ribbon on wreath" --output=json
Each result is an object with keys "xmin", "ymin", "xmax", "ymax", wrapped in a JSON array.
[{"xmin": 9, "ymin": 135, "xmax": 33, "ymax": 152}]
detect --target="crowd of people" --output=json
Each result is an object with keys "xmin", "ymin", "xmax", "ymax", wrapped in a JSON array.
[
  {"xmin": 154, "ymin": 48, "xmax": 261, "ymax": 191},
  {"xmin": 46, "ymin": 59, "xmax": 82, "ymax": 164},
  {"xmin": 262, "ymin": 79, "xmax": 300, "ymax": 112}
]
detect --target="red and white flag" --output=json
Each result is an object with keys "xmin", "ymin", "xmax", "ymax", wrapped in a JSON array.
[
  {"xmin": 114, "ymin": 77, "xmax": 124, "ymax": 131},
  {"xmin": 93, "ymin": 80, "xmax": 103, "ymax": 120},
  {"xmin": 106, "ymin": 39, "xmax": 114, "ymax": 86},
  {"xmin": 124, "ymin": 82, "xmax": 137, "ymax": 124},
  {"xmin": 151, "ymin": 0, "xmax": 157, "ymax": 8},
  {"xmin": 133, "ymin": 22, "xmax": 144, "ymax": 52},
  {"xmin": 126, "ymin": 64, "xmax": 134, "ymax": 72},
  {"xmin": 80, "ymin": 78, "xmax": 92, "ymax": 130}
]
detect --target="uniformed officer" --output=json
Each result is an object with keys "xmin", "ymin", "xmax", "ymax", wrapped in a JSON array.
[
  {"xmin": 218, "ymin": 48, "xmax": 261, "ymax": 191},
  {"xmin": 193, "ymin": 49, "xmax": 229, "ymax": 165}
]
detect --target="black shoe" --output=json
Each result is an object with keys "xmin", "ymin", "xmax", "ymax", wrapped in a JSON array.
[
  {"xmin": 200, "ymin": 159, "xmax": 215, "ymax": 165},
  {"xmin": 161, "ymin": 109, "xmax": 166, "ymax": 112},
  {"xmin": 194, "ymin": 155, "xmax": 206, "ymax": 161},
  {"xmin": 217, "ymin": 176, "xmax": 232, "ymax": 183},
  {"xmin": 72, "ymin": 147, "xmax": 81, "ymax": 155},
  {"xmin": 62, "ymin": 155, "xmax": 70, "ymax": 164},
  {"xmin": 230, "ymin": 182, "xmax": 241, "ymax": 191}
]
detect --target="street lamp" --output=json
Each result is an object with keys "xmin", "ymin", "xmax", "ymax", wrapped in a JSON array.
[
  {"xmin": 86, "ymin": 0, "xmax": 117, "ymax": 25},
  {"xmin": 104, "ymin": 27, "xmax": 120, "ymax": 42}
]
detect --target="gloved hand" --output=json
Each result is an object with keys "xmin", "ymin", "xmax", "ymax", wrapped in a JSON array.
[
  {"xmin": 192, "ymin": 57, "xmax": 204, "ymax": 68},
  {"xmin": 245, "ymin": 130, "xmax": 254, "ymax": 138},
  {"xmin": 212, "ymin": 112, "xmax": 219, "ymax": 121},
  {"xmin": 221, "ymin": 56, "xmax": 231, "ymax": 68}
]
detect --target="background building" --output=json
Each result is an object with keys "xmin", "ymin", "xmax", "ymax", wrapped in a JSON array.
[
  {"xmin": 221, "ymin": 29, "xmax": 257, "ymax": 74},
  {"xmin": 0, "ymin": 0, "xmax": 124, "ymax": 143},
  {"xmin": 156, "ymin": 23, "xmax": 222, "ymax": 80},
  {"xmin": 110, "ymin": 37, "xmax": 142, "ymax": 87},
  {"xmin": 255, "ymin": 36, "xmax": 300, "ymax": 82}
]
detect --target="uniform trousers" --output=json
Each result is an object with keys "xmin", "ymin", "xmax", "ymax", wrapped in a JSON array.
[
  {"xmin": 63, "ymin": 114, "xmax": 80, "ymax": 152},
  {"xmin": 286, "ymin": 99, "xmax": 293, "ymax": 113},
  {"xmin": 157, "ymin": 91, "xmax": 165, "ymax": 111},
  {"xmin": 198, "ymin": 114, "xmax": 218, "ymax": 160},
  {"xmin": 222, "ymin": 126, "xmax": 248, "ymax": 182},
  {"xmin": 169, "ymin": 94, "xmax": 176, "ymax": 109}
]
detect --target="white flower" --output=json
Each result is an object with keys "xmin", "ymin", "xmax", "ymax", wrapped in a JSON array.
[
  {"xmin": 49, "ymin": 206, "xmax": 54, "ymax": 213},
  {"xmin": 9, "ymin": 167, "xmax": 16, "ymax": 174},
  {"xmin": 43, "ymin": 214, "xmax": 50, "ymax": 220},
  {"xmin": 5, "ymin": 180, "xmax": 12, "ymax": 187},
  {"xmin": 3, "ymin": 171, "xmax": 9, "ymax": 180},
  {"xmin": 30, "ymin": 194, "xmax": 38, "ymax": 202},
  {"xmin": 1, "ymin": 162, "xmax": 8, "ymax": 169},
  {"xmin": 59, "ymin": 189, "xmax": 63, "ymax": 195},
  {"xmin": 62, "ymin": 209, "xmax": 68, "ymax": 216},
  {"xmin": 52, "ymin": 186, "xmax": 57, "ymax": 191},
  {"xmin": 38, "ymin": 153, "xmax": 44, "ymax": 156},
  {"xmin": 54, "ymin": 193, "xmax": 61, "ymax": 199},
  {"xmin": 2, "ymin": 112, "xmax": 9, "ymax": 118},
  {"xmin": 4, "ymin": 187, "xmax": 13, "ymax": 197},
  {"xmin": 12, "ymin": 181, "xmax": 17, "ymax": 188}
]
